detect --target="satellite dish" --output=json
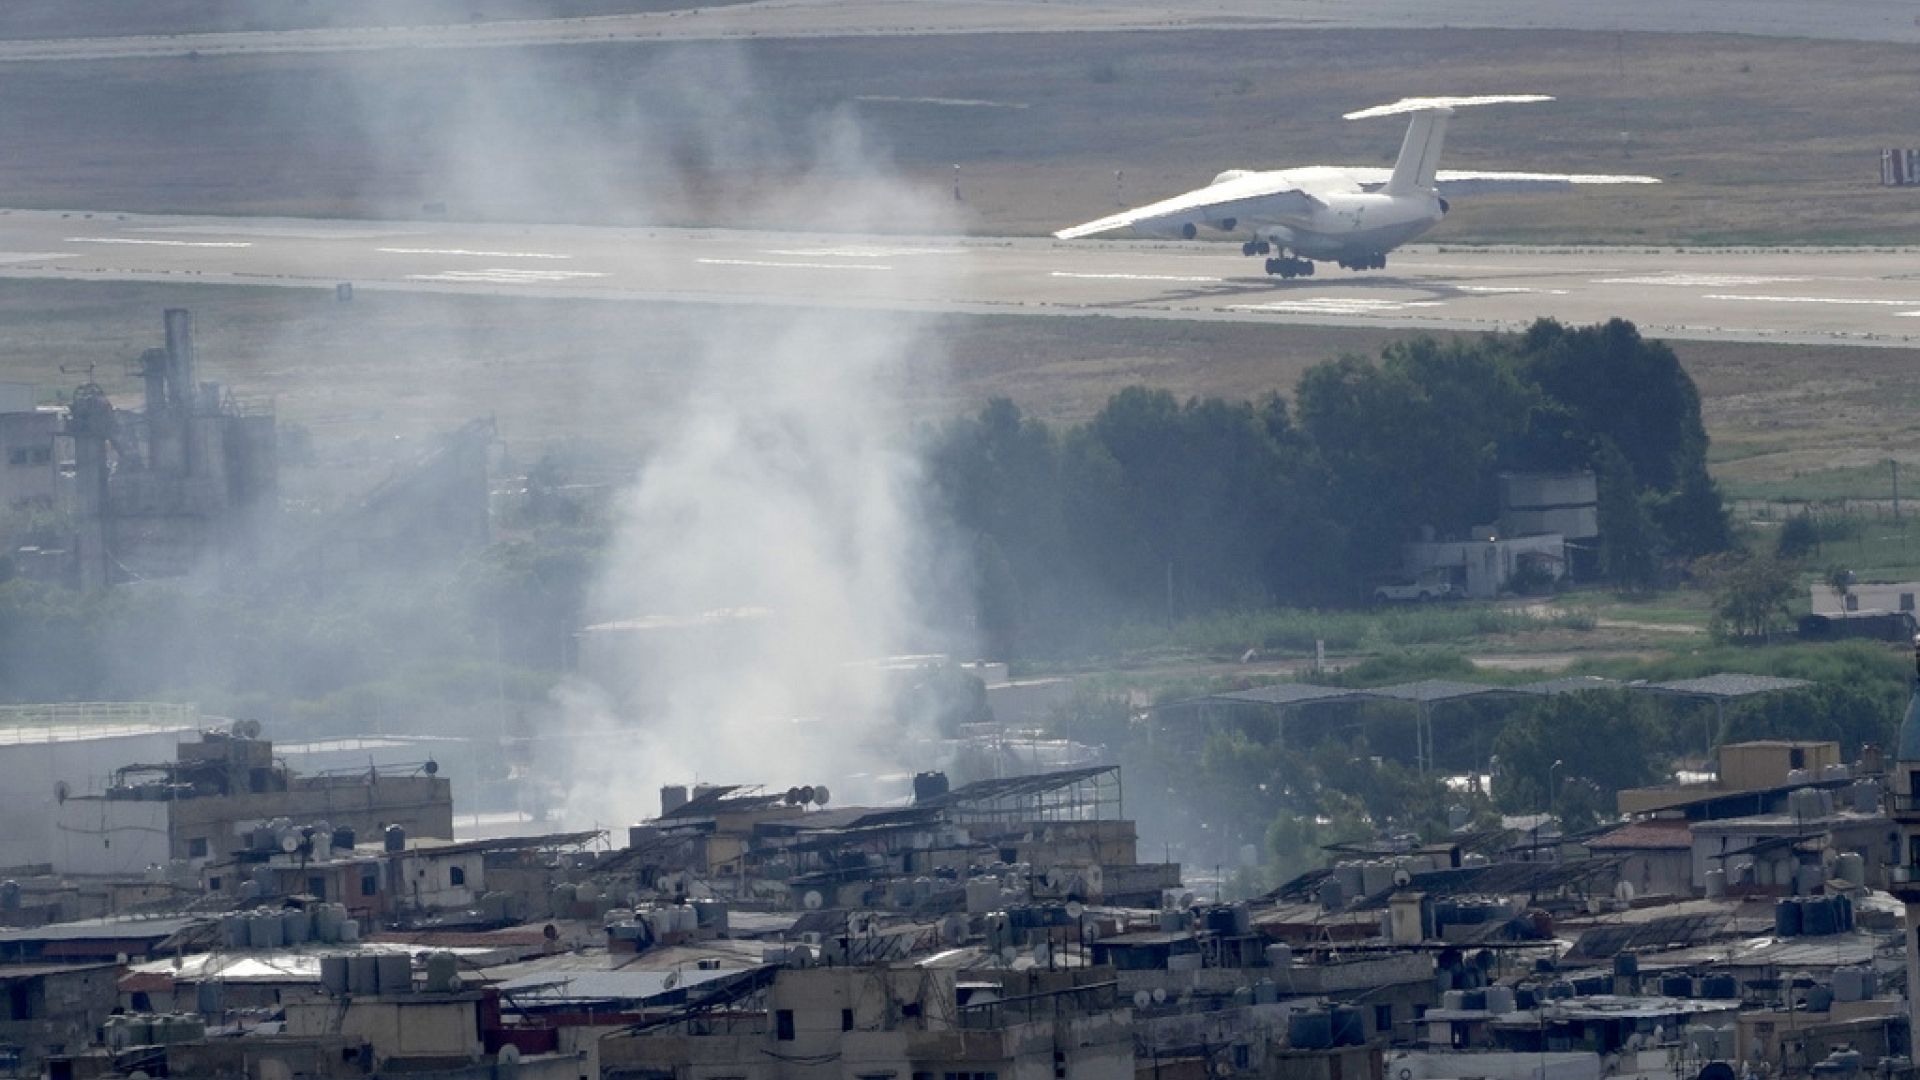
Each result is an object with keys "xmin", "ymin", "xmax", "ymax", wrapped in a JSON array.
[
  {"xmin": 1031, "ymin": 943, "xmax": 1051, "ymax": 966},
  {"xmin": 423, "ymin": 760, "xmax": 439, "ymax": 776},
  {"xmin": 447, "ymin": 972, "xmax": 462, "ymax": 991},
  {"xmin": 1065, "ymin": 901, "xmax": 1086, "ymax": 919},
  {"xmin": 1134, "ymin": 990, "xmax": 1152, "ymax": 1009},
  {"xmin": 54, "ymin": 781, "xmax": 69, "ymax": 804},
  {"xmin": 542, "ymin": 923, "xmax": 559, "ymax": 942},
  {"xmin": 813, "ymin": 785, "xmax": 831, "ymax": 807},
  {"xmin": 1151, "ymin": 987, "xmax": 1167, "ymax": 1005},
  {"xmin": 661, "ymin": 970, "xmax": 678, "ymax": 990},
  {"xmin": 1392, "ymin": 869, "xmax": 1413, "ymax": 887},
  {"xmin": 803, "ymin": 891, "xmax": 824, "ymax": 911},
  {"xmin": 1700, "ymin": 1064, "xmax": 1738, "ymax": 1080},
  {"xmin": 1215, "ymin": 1062, "xmax": 1233, "ymax": 1077},
  {"xmin": 799, "ymin": 785, "xmax": 817, "ymax": 805},
  {"xmin": 999, "ymin": 946, "xmax": 1018, "ymax": 966},
  {"xmin": 786, "ymin": 787, "xmax": 804, "ymax": 805},
  {"xmin": 498, "ymin": 1044, "xmax": 522, "ymax": 1072},
  {"xmin": 280, "ymin": 834, "xmax": 301, "ymax": 854}
]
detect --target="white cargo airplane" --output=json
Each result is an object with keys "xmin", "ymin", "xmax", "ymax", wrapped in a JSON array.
[{"xmin": 1053, "ymin": 95, "xmax": 1660, "ymax": 278}]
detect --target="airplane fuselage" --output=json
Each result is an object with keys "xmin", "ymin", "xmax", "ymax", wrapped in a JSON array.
[{"xmin": 1126, "ymin": 166, "xmax": 1446, "ymax": 262}]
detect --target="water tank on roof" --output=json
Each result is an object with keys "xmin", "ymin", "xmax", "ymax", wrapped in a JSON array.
[
  {"xmin": 375, "ymin": 953, "xmax": 411, "ymax": 995},
  {"xmin": 332, "ymin": 826, "xmax": 356, "ymax": 851},
  {"xmin": 320, "ymin": 956, "xmax": 349, "ymax": 995},
  {"xmin": 1288, "ymin": 1010, "xmax": 1334, "ymax": 1049},
  {"xmin": 1836, "ymin": 852, "xmax": 1866, "ymax": 887},
  {"xmin": 384, "ymin": 825, "xmax": 406, "ymax": 853},
  {"xmin": 1775, "ymin": 898, "xmax": 1803, "ymax": 937},
  {"xmin": 1700, "ymin": 974, "xmax": 1739, "ymax": 1000},
  {"xmin": 1331, "ymin": 1006, "xmax": 1366, "ymax": 1046},
  {"xmin": 1803, "ymin": 896, "xmax": 1839, "ymax": 936},
  {"xmin": 1614, "ymin": 953, "xmax": 1640, "ymax": 977},
  {"xmin": 425, "ymin": 951, "xmax": 459, "ymax": 994},
  {"xmin": 1661, "ymin": 974, "xmax": 1694, "ymax": 997},
  {"xmin": 1486, "ymin": 986, "xmax": 1515, "ymax": 1014},
  {"xmin": 247, "ymin": 911, "xmax": 280, "ymax": 950},
  {"xmin": 1704, "ymin": 868, "xmax": 1727, "ymax": 899},
  {"xmin": 1806, "ymin": 985, "xmax": 1834, "ymax": 1012},
  {"xmin": 346, "ymin": 954, "xmax": 378, "ymax": 995}
]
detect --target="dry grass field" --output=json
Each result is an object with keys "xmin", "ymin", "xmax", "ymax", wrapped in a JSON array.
[{"xmin": 0, "ymin": 29, "xmax": 1918, "ymax": 244}]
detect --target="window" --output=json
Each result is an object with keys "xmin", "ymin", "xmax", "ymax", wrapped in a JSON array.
[
  {"xmin": 308, "ymin": 876, "xmax": 327, "ymax": 899},
  {"xmin": 1846, "ymin": 593, "xmax": 1860, "ymax": 611},
  {"xmin": 5, "ymin": 449, "xmax": 24, "ymax": 466},
  {"xmin": 1375, "ymin": 1004, "xmax": 1394, "ymax": 1033},
  {"xmin": 1904, "ymin": 593, "xmax": 1916, "ymax": 613},
  {"xmin": 361, "ymin": 874, "xmax": 378, "ymax": 897},
  {"xmin": 450, "ymin": 866, "xmax": 466, "ymax": 887},
  {"xmin": 28, "ymin": 449, "xmax": 47, "ymax": 465},
  {"xmin": 207, "ymin": 876, "xmax": 222, "ymax": 891},
  {"xmin": 187, "ymin": 837, "xmax": 208, "ymax": 858},
  {"xmin": 775, "ymin": 1009, "xmax": 794, "ymax": 1041},
  {"xmin": 1790, "ymin": 748, "xmax": 1807, "ymax": 769},
  {"xmin": 841, "ymin": 1008, "xmax": 853, "ymax": 1032}
]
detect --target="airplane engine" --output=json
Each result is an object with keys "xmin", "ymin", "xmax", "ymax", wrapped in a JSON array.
[{"xmin": 1131, "ymin": 217, "xmax": 1201, "ymax": 240}]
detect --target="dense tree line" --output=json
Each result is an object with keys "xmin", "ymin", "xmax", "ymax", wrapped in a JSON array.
[{"xmin": 928, "ymin": 318, "xmax": 1731, "ymax": 658}]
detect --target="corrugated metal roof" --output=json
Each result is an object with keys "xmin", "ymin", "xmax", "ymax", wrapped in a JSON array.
[
  {"xmin": 1205, "ymin": 684, "xmax": 1362, "ymax": 708},
  {"xmin": 495, "ymin": 964, "xmax": 743, "ymax": 1005},
  {"xmin": 1586, "ymin": 819, "xmax": 1693, "ymax": 851},
  {"xmin": 1514, "ymin": 676, "xmax": 1626, "ymax": 696},
  {"xmin": 1642, "ymin": 675, "xmax": 1812, "ymax": 699},
  {"xmin": 1361, "ymin": 679, "xmax": 1524, "ymax": 704}
]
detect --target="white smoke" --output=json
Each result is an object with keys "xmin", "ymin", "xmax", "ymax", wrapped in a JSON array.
[{"xmin": 555, "ymin": 92, "xmax": 970, "ymax": 826}]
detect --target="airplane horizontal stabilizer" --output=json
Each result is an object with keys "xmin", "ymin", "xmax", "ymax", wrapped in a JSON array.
[{"xmin": 1343, "ymin": 94, "xmax": 1553, "ymax": 120}]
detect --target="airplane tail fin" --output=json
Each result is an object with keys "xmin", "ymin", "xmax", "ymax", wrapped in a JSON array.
[{"xmin": 1385, "ymin": 107, "xmax": 1451, "ymax": 196}]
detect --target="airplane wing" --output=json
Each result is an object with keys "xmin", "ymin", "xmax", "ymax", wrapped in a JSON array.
[
  {"xmin": 1053, "ymin": 173, "xmax": 1321, "ymax": 240},
  {"xmin": 1346, "ymin": 167, "xmax": 1662, "ymax": 193}
]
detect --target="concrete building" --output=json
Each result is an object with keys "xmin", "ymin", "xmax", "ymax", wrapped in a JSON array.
[
  {"xmin": 0, "ymin": 702, "xmax": 200, "ymax": 870},
  {"xmin": 49, "ymin": 726, "xmax": 452, "ymax": 877},
  {"xmin": 1498, "ymin": 472, "xmax": 1599, "ymax": 545},
  {"xmin": 0, "ymin": 383, "xmax": 63, "ymax": 513}
]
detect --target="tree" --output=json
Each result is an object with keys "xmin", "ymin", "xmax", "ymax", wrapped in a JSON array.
[
  {"xmin": 1697, "ymin": 552, "xmax": 1798, "ymax": 641},
  {"xmin": 1491, "ymin": 692, "xmax": 1663, "ymax": 817},
  {"xmin": 1777, "ymin": 514, "xmax": 1821, "ymax": 561}
]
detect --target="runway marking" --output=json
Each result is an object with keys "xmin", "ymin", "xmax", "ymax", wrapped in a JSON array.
[
  {"xmin": 1052, "ymin": 271, "xmax": 1224, "ymax": 284},
  {"xmin": 1595, "ymin": 273, "xmax": 1808, "ymax": 287},
  {"xmin": 406, "ymin": 269, "xmax": 608, "ymax": 284},
  {"xmin": 1229, "ymin": 298, "xmax": 1446, "ymax": 315},
  {"xmin": 1452, "ymin": 285, "xmax": 1570, "ymax": 295},
  {"xmin": 0, "ymin": 252, "xmax": 74, "ymax": 264},
  {"xmin": 1705, "ymin": 293, "xmax": 1919, "ymax": 306},
  {"xmin": 853, "ymin": 95, "xmax": 1028, "ymax": 110},
  {"xmin": 768, "ymin": 246, "xmax": 963, "ymax": 258},
  {"xmin": 64, "ymin": 237, "xmax": 252, "ymax": 248},
  {"xmin": 379, "ymin": 247, "xmax": 573, "ymax": 259},
  {"xmin": 697, "ymin": 258, "xmax": 893, "ymax": 271}
]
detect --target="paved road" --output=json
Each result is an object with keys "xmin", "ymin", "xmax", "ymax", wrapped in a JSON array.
[
  {"xmin": 4, "ymin": 209, "xmax": 1919, "ymax": 347},
  {"xmin": 2, "ymin": 0, "xmax": 1917, "ymax": 62}
]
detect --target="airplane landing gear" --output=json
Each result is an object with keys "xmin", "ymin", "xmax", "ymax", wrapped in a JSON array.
[
  {"xmin": 1337, "ymin": 253, "xmax": 1387, "ymax": 271},
  {"xmin": 1241, "ymin": 239, "xmax": 1273, "ymax": 257},
  {"xmin": 1264, "ymin": 256, "xmax": 1314, "ymax": 279}
]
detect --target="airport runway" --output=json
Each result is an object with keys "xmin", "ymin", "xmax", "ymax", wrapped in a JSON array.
[
  {"xmin": 4, "ymin": 209, "xmax": 1920, "ymax": 348},
  {"xmin": 2, "ymin": 0, "xmax": 1918, "ymax": 62}
]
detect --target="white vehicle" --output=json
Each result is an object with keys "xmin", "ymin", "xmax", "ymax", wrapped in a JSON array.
[
  {"xmin": 1373, "ymin": 573, "xmax": 1457, "ymax": 603},
  {"xmin": 1054, "ymin": 95, "xmax": 1660, "ymax": 279}
]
